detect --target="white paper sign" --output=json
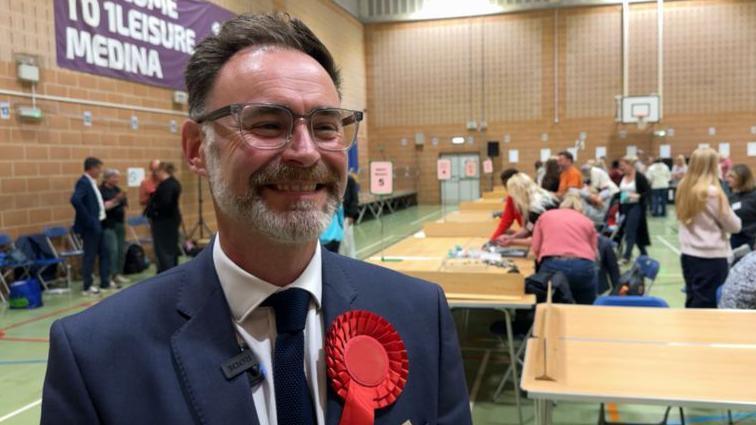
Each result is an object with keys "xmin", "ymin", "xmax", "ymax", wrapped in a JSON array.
[
  {"xmin": 579, "ymin": 131, "xmax": 587, "ymax": 141},
  {"xmin": 0, "ymin": 102, "xmax": 9, "ymax": 120},
  {"xmin": 130, "ymin": 115, "xmax": 139, "ymax": 130},
  {"xmin": 659, "ymin": 144, "xmax": 671, "ymax": 158},
  {"xmin": 83, "ymin": 111, "xmax": 92, "ymax": 127},
  {"xmin": 169, "ymin": 120, "xmax": 177, "ymax": 133},
  {"xmin": 708, "ymin": 127, "xmax": 717, "ymax": 136},
  {"xmin": 719, "ymin": 143, "xmax": 730, "ymax": 157},
  {"xmin": 749, "ymin": 142, "xmax": 756, "ymax": 157},
  {"xmin": 437, "ymin": 159, "xmax": 452, "ymax": 181},
  {"xmin": 370, "ymin": 161, "xmax": 393, "ymax": 195},
  {"xmin": 127, "ymin": 167, "xmax": 145, "ymax": 188},
  {"xmin": 626, "ymin": 145, "xmax": 637, "ymax": 157},
  {"xmin": 464, "ymin": 159, "xmax": 478, "ymax": 177},
  {"xmin": 482, "ymin": 159, "xmax": 493, "ymax": 174},
  {"xmin": 699, "ymin": 143, "xmax": 710, "ymax": 150},
  {"xmin": 751, "ymin": 127, "xmax": 756, "ymax": 135},
  {"xmin": 595, "ymin": 146, "xmax": 606, "ymax": 159},
  {"xmin": 540, "ymin": 148, "xmax": 551, "ymax": 162},
  {"xmin": 508, "ymin": 149, "xmax": 519, "ymax": 164},
  {"xmin": 540, "ymin": 133, "xmax": 549, "ymax": 142}
]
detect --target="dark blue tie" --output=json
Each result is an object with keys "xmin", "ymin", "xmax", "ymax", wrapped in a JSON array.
[{"xmin": 264, "ymin": 288, "xmax": 316, "ymax": 425}]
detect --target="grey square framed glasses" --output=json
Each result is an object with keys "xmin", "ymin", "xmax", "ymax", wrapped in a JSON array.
[{"xmin": 194, "ymin": 103, "xmax": 363, "ymax": 151}]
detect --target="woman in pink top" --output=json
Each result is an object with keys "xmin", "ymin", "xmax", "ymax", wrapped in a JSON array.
[
  {"xmin": 532, "ymin": 194, "xmax": 599, "ymax": 304},
  {"xmin": 676, "ymin": 147, "xmax": 741, "ymax": 308}
]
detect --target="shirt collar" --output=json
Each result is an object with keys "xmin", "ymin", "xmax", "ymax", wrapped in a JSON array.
[{"xmin": 212, "ymin": 233, "xmax": 323, "ymax": 324}]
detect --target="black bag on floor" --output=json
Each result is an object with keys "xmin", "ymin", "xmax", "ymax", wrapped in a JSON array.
[
  {"xmin": 611, "ymin": 264, "xmax": 645, "ymax": 296},
  {"xmin": 123, "ymin": 244, "xmax": 149, "ymax": 274}
]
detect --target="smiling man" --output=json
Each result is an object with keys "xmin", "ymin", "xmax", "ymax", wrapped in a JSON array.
[{"xmin": 41, "ymin": 13, "xmax": 471, "ymax": 425}]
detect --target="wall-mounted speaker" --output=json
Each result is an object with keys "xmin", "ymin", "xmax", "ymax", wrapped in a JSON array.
[{"xmin": 487, "ymin": 141, "xmax": 500, "ymax": 157}]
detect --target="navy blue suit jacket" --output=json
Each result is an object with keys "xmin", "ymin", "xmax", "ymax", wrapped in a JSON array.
[
  {"xmin": 70, "ymin": 175, "xmax": 101, "ymax": 234},
  {"xmin": 41, "ymin": 243, "xmax": 472, "ymax": 425}
]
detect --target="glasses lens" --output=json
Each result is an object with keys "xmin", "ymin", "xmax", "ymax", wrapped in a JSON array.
[
  {"xmin": 312, "ymin": 109, "xmax": 358, "ymax": 151},
  {"xmin": 238, "ymin": 105, "xmax": 291, "ymax": 148}
]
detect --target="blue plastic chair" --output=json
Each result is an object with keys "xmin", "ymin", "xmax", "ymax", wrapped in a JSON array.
[
  {"xmin": 593, "ymin": 294, "xmax": 684, "ymax": 425},
  {"xmin": 594, "ymin": 295, "xmax": 669, "ymax": 308},
  {"xmin": 127, "ymin": 215, "xmax": 153, "ymax": 246},
  {"xmin": 634, "ymin": 255, "xmax": 661, "ymax": 294}
]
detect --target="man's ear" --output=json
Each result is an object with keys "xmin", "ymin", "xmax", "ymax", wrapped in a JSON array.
[{"xmin": 182, "ymin": 120, "xmax": 208, "ymax": 177}]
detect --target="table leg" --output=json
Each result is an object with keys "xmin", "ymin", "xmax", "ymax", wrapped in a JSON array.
[
  {"xmin": 534, "ymin": 399, "xmax": 552, "ymax": 425},
  {"xmin": 504, "ymin": 309, "xmax": 523, "ymax": 425}
]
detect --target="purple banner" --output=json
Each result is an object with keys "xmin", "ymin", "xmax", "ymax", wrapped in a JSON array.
[{"xmin": 54, "ymin": 0, "xmax": 236, "ymax": 90}]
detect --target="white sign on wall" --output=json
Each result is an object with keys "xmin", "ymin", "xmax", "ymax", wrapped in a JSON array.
[
  {"xmin": 659, "ymin": 144, "xmax": 671, "ymax": 159},
  {"xmin": 0, "ymin": 102, "xmax": 10, "ymax": 120},
  {"xmin": 83, "ymin": 111, "xmax": 92, "ymax": 127},
  {"xmin": 748, "ymin": 142, "xmax": 756, "ymax": 157},
  {"xmin": 508, "ymin": 149, "xmax": 519, "ymax": 164},
  {"xmin": 719, "ymin": 143, "xmax": 730, "ymax": 157},
  {"xmin": 540, "ymin": 148, "xmax": 551, "ymax": 162},
  {"xmin": 127, "ymin": 167, "xmax": 145, "ymax": 188},
  {"xmin": 626, "ymin": 145, "xmax": 637, "ymax": 157},
  {"xmin": 595, "ymin": 146, "xmax": 606, "ymax": 159}
]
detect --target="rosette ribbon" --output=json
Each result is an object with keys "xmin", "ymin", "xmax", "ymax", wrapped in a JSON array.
[{"xmin": 325, "ymin": 310, "xmax": 409, "ymax": 425}]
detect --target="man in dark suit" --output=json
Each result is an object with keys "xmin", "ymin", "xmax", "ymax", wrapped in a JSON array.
[
  {"xmin": 42, "ymin": 13, "xmax": 472, "ymax": 425},
  {"xmin": 70, "ymin": 157, "xmax": 111, "ymax": 295},
  {"xmin": 145, "ymin": 162, "xmax": 182, "ymax": 273}
]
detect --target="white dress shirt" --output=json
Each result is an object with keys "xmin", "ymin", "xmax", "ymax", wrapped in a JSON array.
[
  {"xmin": 84, "ymin": 173, "xmax": 106, "ymax": 221},
  {"xmin": 213, "ymin": 234, "xmax": 326, "ymax": 425}
]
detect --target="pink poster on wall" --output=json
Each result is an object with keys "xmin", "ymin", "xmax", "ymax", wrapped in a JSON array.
[
  {"xmin": 482, "ymin": 159, "xmax": 493, "ymax": 174},
  {"xmin": 370, "ymin": 161, "xmax": 393, "ymax": 195},
  {"xmin": 464, "ymin": 159, "xmax": 478, "ymax": 177},
  {"xmin": 437, "ymin": 159, "xmax": 451, "ymax": 180}
]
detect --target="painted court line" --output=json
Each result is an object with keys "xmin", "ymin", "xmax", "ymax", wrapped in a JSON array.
[
  {"xmin": 656, "ymin": 235, "xmax": 681, "ymax": 255},
  {"xmin": 0, "ymin": 359, "xmax": 47, "ymax": 365},
  {"xmin": 0, "ymin": 399, "xmax": 41, "ymax": 423},
  {"xmin": 410, "ymin": 210, "xmax": 444, "ymax": 225},
  {"xmin": 1, "ymin": 302, "xmax": 94, "ymax": 332}
]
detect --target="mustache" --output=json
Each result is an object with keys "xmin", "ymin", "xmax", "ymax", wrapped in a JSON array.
[{"xmin": 248, "ymin": 161, "xmax": 340, "ymax": 187}]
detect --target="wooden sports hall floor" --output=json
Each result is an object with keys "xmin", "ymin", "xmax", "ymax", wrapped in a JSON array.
[{"xmin": 0, "ymin": 205, "xmax": 752, "ymax": 424}]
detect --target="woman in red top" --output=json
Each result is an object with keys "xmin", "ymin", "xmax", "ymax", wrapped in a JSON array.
[
  {"xmin": 531, "ymin": 194, "xmax": 598, "ymax": 304},
  {"xmin": 489, "ymin": 169, "xmax": 523, "ymax": 244}
]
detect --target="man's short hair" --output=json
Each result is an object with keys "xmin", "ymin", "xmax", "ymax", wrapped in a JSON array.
[
  {"xmin": 103, "ymin": 168, "xmax": 120, "ymax": 179},
  {"xmin": 185, "ymin": 13, "xmax": 342, "ymax": 119},
  {"xmin": 500, "ymin": 168, "xmax": 519, "ymax": 185},
  {"xmin": 558, "ymin": 151, "xmax": 574, "ymax": 163},
  {"xmin": 158, "ymin": 162, "xmax": 176, "ymax": 175},
  {"xmin": 84, "ymin": 157, "xmax": 102, "ymax": 171}
]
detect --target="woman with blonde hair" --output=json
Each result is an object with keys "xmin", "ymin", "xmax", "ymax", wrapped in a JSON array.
[
  {"xmin": 726, "ymin": 164, "xmax": 756, "ymax": 249},
  {"xmin": 676, "ymin": 147, "xmax": 741, "ymax": 308},
  {"xmin": 494, "ymin": 172, "xmax": 558, "ymax": 247},
  {"xmin": 531, "ymin": 193, "xmax": 598, "ymax": 304}
]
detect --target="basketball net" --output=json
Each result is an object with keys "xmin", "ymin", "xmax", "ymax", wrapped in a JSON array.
[{"xmin": 636, "ymin": 113, "xmax": 649, "ymax": 130}]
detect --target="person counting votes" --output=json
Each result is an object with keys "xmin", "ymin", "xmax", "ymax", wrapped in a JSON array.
[
  {"xmin": 719, "ymin": 251, "xmax": 756, "ymax": 310},
  {"xmin": 578, "ymin": 164, "xmax": 619, "ymax": 226},
  {"xmin": 676, "ymin": 147, "xmax": 741, "ymax": 309},
  {"xmin": 531, "ymin": 194, "xmax": 599, "ymax": 305},
  {"xmin": 726, "ymin": 164, "xmax": 756, "ymax": 250},
  {"xmin": 540, "ymin": 158, "xmax": 561, "ymax": 193},
  {"xmin": 42, "ymin": 13, "xmax": 472, "ymax": 425},
  {"xmin": 556, "ymin": 150, "xmax": 583, "ymax": 197},
  {"xmin": 489, "ymin": 168, "xmax": 524, "ymax": 245},
  {"xmin": 645, "ymin": 158, "xmax": 672, "ymax": 217},
  {"xmin": 494, "ymin": 172, "xmax": 559, "ymax": 247}
]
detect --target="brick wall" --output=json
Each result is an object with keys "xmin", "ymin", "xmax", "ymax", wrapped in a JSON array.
[
  {"xmin": 365, "ymin": 0, "xmax": 756, "ymax": 204},
  {"xmin": 0, "ymin": 0, "xmax": 368, "ymax": 237}
]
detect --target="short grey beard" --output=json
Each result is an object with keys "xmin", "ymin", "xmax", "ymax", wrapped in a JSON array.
[{"xmin": 202, "ymin": 126, "xmax": 341, "ymax": 244}]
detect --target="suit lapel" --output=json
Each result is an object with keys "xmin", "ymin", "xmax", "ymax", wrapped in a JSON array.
[
  {"xmin": 170, "ymin": 244, "xmax": 260, "ymax": 425},
  {"xmin": 321, "ymin": 251, "xmax": 358, "ymax": 425}
]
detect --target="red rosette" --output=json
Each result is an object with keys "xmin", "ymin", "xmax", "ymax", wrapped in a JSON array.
[{"xmin": 325, "ymin": 310, "xmax": 409, "ymax": 425}]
